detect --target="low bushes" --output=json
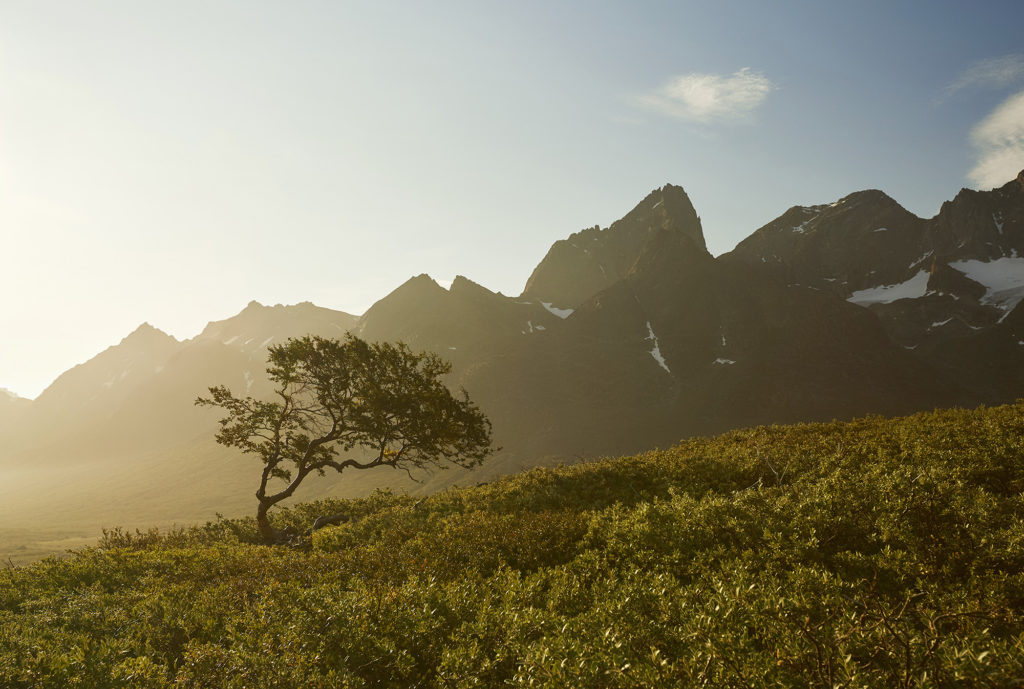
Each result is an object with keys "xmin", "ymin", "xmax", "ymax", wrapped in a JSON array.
[{"xmin": 1, "ymin": 402, "xmax": 1022, "ymax": 687}]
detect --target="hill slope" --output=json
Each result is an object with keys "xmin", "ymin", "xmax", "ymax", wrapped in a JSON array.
[{"xmin": 2, "ymin": 402, "xmax": 1021, "ymax": 687}]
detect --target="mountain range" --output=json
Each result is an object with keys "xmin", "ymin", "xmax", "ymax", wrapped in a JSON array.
[{"xmin": 2, "ymin": 171, "xmax": 1022, "ymax": 559}]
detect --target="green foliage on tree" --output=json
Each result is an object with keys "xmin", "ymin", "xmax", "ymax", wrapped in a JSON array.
[{"xmin": 196, "ymin": 334, "xmax": 493, "ymax": 543}]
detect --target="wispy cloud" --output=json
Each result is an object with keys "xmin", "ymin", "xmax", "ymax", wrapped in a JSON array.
[
  {"xmin": 637, "ymin": 68, "xmax": 775, "ymax": 124},
  {"xmin": 967, "ymin": 89, "xmax": 1024, "ymax": 188},
  {"xmin": 944, "ymin": 54, "xmax": 1024, "ymax": 99}
]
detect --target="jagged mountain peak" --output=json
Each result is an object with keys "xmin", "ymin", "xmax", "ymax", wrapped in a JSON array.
[
  {"xmin": 196, "ymin": 300, "xmax": 357, "ymax": 350},
  {"xmin": 522, "ymin": 183, "xmax": 708, "ymax": 308},
  {"xmin": 725, "ymin": 185, "xmax": 927, "ymax": 292},
  {"xmin": 240, "ymin": 299, "xmax": 321, "ymax": 313},
  {"xmin": 800, "ymin": 189, "xmax": 918, "ymax": 230},
  {"xmin": 943, "ymin": 170, "xmax": 1023, "ymax": 211},
  {"xmin": 959, "ymin": 169, "xmax": 1024, "ymax": 195},
  {"xmin": 120, "ymin": 322, "xmax": 177, "ymax": 346},
  {"xmin": 615, "ymin": 183, "xmax": 706, "ymax": 253},
  {"xmin": 405, "ymin": 273, "xmax": 446, "ymax": 291},
  {"xmin": 930, "ymin": 170, "xmax": 1024, "ymax": 262},
  {"xmin": 756, "ymin": 189, "xmax": 910, "ymax": 234},
  {"xmin": 834, "ymin": 188, "xmax": 901, "ymax": 206},
  {"xmin": 450, "ymin": 274, "xmax": 483, "ymax": 290},
  {"xmin": 450, "ymin": 275, "xmax": 497, "ymax": 297},
  {"xmin": 358, "ymin": 274, "xmax": 448, "ymax": 334},
  {"xmin": 32, "ymin": 320, "xmax": 185, "ymax": 413}
]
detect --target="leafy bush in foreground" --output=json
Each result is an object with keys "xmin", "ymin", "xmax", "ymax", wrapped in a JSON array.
[{"xmin": 1, "ymin": 402, "xmax": 1022, "ymax": 687}]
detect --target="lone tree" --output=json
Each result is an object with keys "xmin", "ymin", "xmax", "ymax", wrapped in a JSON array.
[{"xmin": 197, "ymin": 334, "xmax": 493, "ymax": 543}]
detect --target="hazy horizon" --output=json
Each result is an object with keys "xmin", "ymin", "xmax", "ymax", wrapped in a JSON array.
[{"xmin": 3, "ymin": 1, "xmax": 1024, "ymax": 398}]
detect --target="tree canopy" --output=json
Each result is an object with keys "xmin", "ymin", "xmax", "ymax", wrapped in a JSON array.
[{"xmin": 197, "ymin": 334, "xmax": 493, "ymax": 542}]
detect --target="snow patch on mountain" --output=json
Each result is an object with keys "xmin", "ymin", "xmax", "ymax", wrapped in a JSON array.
[
  {"xmin": 645, "ymin": 322, "xmax": 671, "ymax": 374},
  {"xmin": 791, "ymin": 207, "xmax": 820, "ymax": 234},
  {"xmin": 847, "ymin": 270, "xmax": 931, "ymax": 306},
  {"xmin": 950, "ymin": 257, "xmax": 1024, "ymax": 311},
  {"xmin": 910, "ymin": 252, "xmax": 933, "ymax": 270},
  {"xmin": 540, "ymin": 302, "xmax": 574, "ymax": 319},
  {"xmin": 713, "ymin": 358, "xmax": 736, "ymax": 365}
]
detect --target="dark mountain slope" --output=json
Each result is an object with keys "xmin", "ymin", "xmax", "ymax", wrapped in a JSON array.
[
  {"xmin": 724, "ymin": 170, "xmax": 1024, "ymax": 403},
  {"xmin": 725, "ymin": 189, "xmax": 930, "ymax": 295},
  {"xmin": 460, "ymin": 218, "xmax": 959, "ymax": 463},
  {"xmin": 930, "ymin": 171, "xmax": 1024, "ymax": 261}
]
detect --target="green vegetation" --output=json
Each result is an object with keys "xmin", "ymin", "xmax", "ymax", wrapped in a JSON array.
[
  {"xmin": 197, "ymin": 334, "xmax": 493, "ymax": 543},
  {"xmin": 2, "ymin": 402, "xmax": 1022, "ymax": 687}
]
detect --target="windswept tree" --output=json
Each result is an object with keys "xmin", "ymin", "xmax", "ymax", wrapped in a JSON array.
[{"xmin": 197, "ymin": 334, "xmax": 493, "ymax": 543}]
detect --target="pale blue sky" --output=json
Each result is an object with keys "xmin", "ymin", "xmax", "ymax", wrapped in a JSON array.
[{"xmin": 2, "ymin": 1, "xmax": 1023, "ymax": 397}]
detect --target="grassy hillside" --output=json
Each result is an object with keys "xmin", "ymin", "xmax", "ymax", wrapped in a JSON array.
[{"xmin": 1, "ymin": 403, "xmax": 1022, "ymax": 687}]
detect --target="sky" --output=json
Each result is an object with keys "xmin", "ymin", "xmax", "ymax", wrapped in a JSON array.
[{"xmin": 2, "ymin": 0, "xmax": 1024, "ymax": 399}]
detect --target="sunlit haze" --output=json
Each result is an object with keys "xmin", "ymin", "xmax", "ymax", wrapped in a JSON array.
[{"xmin": 2, "ymin": 1, "xmax": 1023, "ymax": 398}]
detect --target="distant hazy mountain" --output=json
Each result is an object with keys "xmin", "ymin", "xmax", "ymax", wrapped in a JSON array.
[
  {"xmin": 199, "ymin": 300, "xmax": 357, "ymax": 355},
  {"xmin": 0, "ymin": 302, "xmax": 362, "ymax": 545},
  {"xmin": 2, "ymin": 171, "xmax": 1022, "ymax": 558},
  {"xmin": 0, "ymin": 387, "xmax": 30, "ymax": 435},
  {"xmin": 0, "ymin": 387, "xmax": 29, "ymax": 407}
]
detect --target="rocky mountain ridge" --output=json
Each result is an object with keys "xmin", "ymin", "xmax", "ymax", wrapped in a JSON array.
[{"xmin": 724, "ymin": 170, "xmax": 1024, "ymax": 399}]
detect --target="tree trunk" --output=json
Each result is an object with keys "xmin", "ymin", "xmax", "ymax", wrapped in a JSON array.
[
  {"xmin": 312, "ymin": 513, "xmax": 349, "ymax": 531},
  {"xmin": 256, "ymin": 500, "xmax": 277, "ymax": 544}
]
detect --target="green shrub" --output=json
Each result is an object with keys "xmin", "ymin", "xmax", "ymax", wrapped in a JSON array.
[{"xmin": 2, "ymin": 402, "xmax": 1023, "ymax": 687}]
